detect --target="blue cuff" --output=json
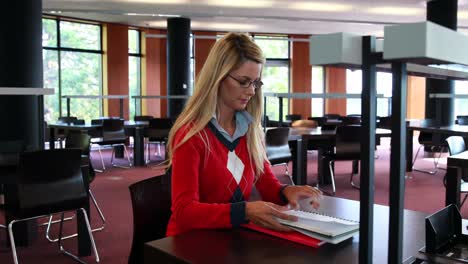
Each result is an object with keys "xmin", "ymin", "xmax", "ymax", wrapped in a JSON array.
[
  {"xmin": 230, "ymin": 201, "xmax": 248, "ymax": 227},
  {"xmin": 279, "ymin": 185, "xmax": 290, "ymax": 204}
]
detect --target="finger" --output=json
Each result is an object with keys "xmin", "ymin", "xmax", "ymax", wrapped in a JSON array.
[
  {"xmin": 311, "ymin": 201, "xmax": 320, "ymax": 209},
  {"xmin": 268, "ymin": 203, "xmax": 290, "ymax": 212},
  {"xmin": 270, "ymin": 209, "xmax": 298, "ymax": 222}
]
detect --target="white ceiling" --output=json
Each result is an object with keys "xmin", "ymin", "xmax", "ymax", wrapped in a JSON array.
[{"xmin": 42, "ymin": 0, "xmax": 468, "ymax": 37}]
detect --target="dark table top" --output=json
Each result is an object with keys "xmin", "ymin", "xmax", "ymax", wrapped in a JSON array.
[{"xmin": 144, "ymin": 196, "xmax": 426, "ymax": 264}]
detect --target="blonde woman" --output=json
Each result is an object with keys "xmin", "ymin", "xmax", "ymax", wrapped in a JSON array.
[{"xmin": 166, "ymin": 32, "xmax": 321, "ymax": 236}]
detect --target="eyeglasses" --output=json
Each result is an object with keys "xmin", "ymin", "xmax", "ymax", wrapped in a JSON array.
[{"xmin": 228, "ymin": 74, "xmax": 263, "ymax": 90}]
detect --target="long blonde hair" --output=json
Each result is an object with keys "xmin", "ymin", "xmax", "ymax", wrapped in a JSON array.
[{"xmin": 166, "ymin": 32, "xmax": 267, "ymax": 177}]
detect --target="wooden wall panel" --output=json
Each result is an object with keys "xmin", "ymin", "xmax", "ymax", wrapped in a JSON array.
[
  {"xmin": 105, "ymin": 23, "xmax": 129, "ymax": 119},
  {"xmin": 290, "ymin": 35, "xmax": 311, "ymax": 119},
  {"xmin": 143, "ymin": 29, "xmax": 166, "ymax": 117},
  {"xmin": 194, "ymin": 31, "xmax": 216, "ymax": 80},
  {"xmin": 326, "ymin": 67, "xmax": 347, "ymax": 115}
]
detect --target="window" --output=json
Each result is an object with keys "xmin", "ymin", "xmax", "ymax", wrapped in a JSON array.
[
  {"xmin": 345, "ymin": 69, "xmax": 392, "ymax": 117},
  {"xmin": 454, "ymin": 81, "xmax": 468, "ymax": 118},
  {"xmin": 42, "ymin": 18, "xmax": 102, "ymax": 122},
  {"xmin": 254, "ymin": 35, "xmax": 290, "ymax": 121},
  {"xmin": 311, "ymin": 66, "xmax": 325, "ymax": 117},
  {"xmin": 129, "ymin": 29, "xmax": 141, "ymax": 119}
]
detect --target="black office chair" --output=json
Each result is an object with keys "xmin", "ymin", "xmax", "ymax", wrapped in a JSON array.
[
  {"xmin": 45, "ymin": 133, "xmax": 106, "ymax": 242},
  {"xmin": 134, "ymin": 115, "xmax": 154, "ymax": 122},
  {"xmin": 128, "ymin": 172, "xmax": 172, "ymax": 264},
  {"xmin": 412, "ymin": 120, "xmax": 448, "ymax": 175},
  {"xmin": 91, "ymin": 118, "xmax": 132, "ymax": 171},
  {"xmin": 4, "ymin": 149, "xmax": 99, "ymax": 264},
  {"xmin": 456, "ymin": 115, "xmax": 468, "ymax": 125},
  {"xmin": 445, "ymin": 136, "xmax": 468, "ymax": 207},
  {"xmin": 144, "ymin": 118, "xmax": 173, "ymax": 163},
  {"xmin": 377, "ymin": 116, "xmax": 392, "ymax": 129},
  {"xmin": 321, "ymin": 125, "xmax": 361, "ymax": 195},
  {"xmin": 0, "ymin": 140, "xmax": 24, "ymax": 229},
  {"xmin": 323, "ymin": 114, "xmax": 342, "ymax": 120},
  {"xmin": 340, "ymin": 116, "xmax": 361, "ymax": 125},
  {"xmin": 265, "ymin": 127, "xmax": 294, "ymax": 185}
]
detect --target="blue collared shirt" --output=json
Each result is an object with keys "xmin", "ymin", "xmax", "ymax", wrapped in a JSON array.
[{"xmin": 210, "ymin": 111, "xmax": 253, "ymax": 142}]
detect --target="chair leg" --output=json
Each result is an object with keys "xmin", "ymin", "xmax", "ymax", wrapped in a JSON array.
[
  {"xmin": 284, "ymin": 163, "xmax": 295, "ymax": 186},
  {"xmin": 350, "ymin": 173, "xmax": 360, "ymax": 189},
  {"xmin": 8, "ymin": 220, "xmax": 19, "ymax": 264},
  {"xmin": 328, "ymin": 160, "xmax": 336, "ymax": 196},
  {"xmin": 97, "ymin": 145, "xmax": 106, "ymax": 172},
  {"xmin": 45, "ymin": 189, "xmax": 106, "ymax": 242},
  {"xmin": 59, "ymin": 209, "xmax": 100, "ymax": 263},
  {"xmin": 111, "ymin": 144, "xmax": 132, "ymax": 169},
  {"xmin": 412, "ymin": 145, "xmax": 437, "ymax": 175},
  {"xmin": 462, "ymin": 194, "xmax": 468, "ymax": 207}
]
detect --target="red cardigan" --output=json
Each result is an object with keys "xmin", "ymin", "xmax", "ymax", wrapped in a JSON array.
[{"xmin": 166, "ymin": 123, "xmax": 287, "ymax": 236}]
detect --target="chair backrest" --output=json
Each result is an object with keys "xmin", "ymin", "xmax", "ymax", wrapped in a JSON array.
[
  {"xmin": 265, "ymin": 127, "xmax": 292, "ymax": 165},
  {"xmin": 145, "ymin": 118, "xmax": 174, "ymax": 140},
  {"xmin": 446, "ymin": 136, "xmax": 466, "ymax": 156},
  {"xmin": 308, "ymin": 117, "xmax": 327, "ymax": 127},
  {"xmin": 65, "ymin": 133, "xmax": 95, "ymax": 183},
  {"xmin": 457, "ymin": 115, "xmax": 468, "ymax": 125},
  {"xmin": 334, "ymin": 125, "xmax": 361, "ymax": 159},
  {"xmin": 134, "ymin": 115, "xmax": 154, "ymax": 122},
  {"xmin": 0, "ymin": 140, "xmax": 24, "ymax": 167},
  {"xmin": 102, "ymin": 119, "xmax": 126, "ymax": 141},
  {"xmin": 340, "ymin": 116, "xmax": 361, "ymax": 125},
  {"xmin": 9, "ymin": 149, "xmax": 87, "ymax": 217},
  {"xmin": 324, "ymin": 114, "xmax": 341, "ymax": 120},
  {"xmin": 58, "ymin": 116, "xmax": 78, "ymax": 124},
  {"xmin": 378, "ymin": 116, "xmax": 392, "ymax": 129},
  {"xmin": 128, "ymin": 172, "xmax": 172, "ymax": 264},
  {"xmin": 285, "ymin": 114, "xmax": 302, "ymax": 122}
]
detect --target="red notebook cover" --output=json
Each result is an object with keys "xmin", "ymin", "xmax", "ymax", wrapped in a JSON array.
[{"xmin": 242, "ymin": 223, "xmax": 324, "ymax": 248}]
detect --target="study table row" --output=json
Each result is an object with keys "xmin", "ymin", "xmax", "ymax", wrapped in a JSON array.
[{"xmin": 144, "ymin": 196, "xmax": 427, "ymax": 264}]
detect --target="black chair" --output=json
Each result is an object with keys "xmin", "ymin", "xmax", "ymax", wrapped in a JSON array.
[
  {"xmin": 5, "ymin": 149, "xmax": 99, "ymax": 263},
  {"xmin": 128, "ymin": 172, "xmax": 171, "ymax": 264},
  {"xmin": 412, "ymin": 120, "xmax": 448, "ymax": 175},
  {"xmin": 144, "ymin": 118, "xmax": 173, "ymax": 163},
  {"xmin": 445, "ymin": 136, "xmax": 468, "ymax": 207},
  {"xmin": 321, "ymin": 125, "xmax": 361, "ymax": 195},
  {"xmin": 285, "ymin": 114, "xmax": 302, "ymax": 122},
  {"xmin": 323, "ymin": 114, "xmax": 342, "ymax": 120},
  {"xmin": 91, "ymin": 118, "xmax": 132, "ymax": 171},
  {"xmin": 377, "ymin": 116, "xmax": 392, "ymax": 129},
  {"xmin": 134, "ymin": 115, "xmax": 154, "ymax": 122},
  {"xmin": 0, "ymin": 140, "xmax": 24, "ymax": 229},
  {"xmin": 45, "ymin": 133, "xmax": 106, "ymax": 242},
  {"xmin": 340, "ymin": 116, "xmax": 361, "ymax": 125},
  {"xmin": 56, "ymin": 116, "xmax": 79, "ymax": 148},
  {"xmin": 265, "ymin": 127, "xmax": 294, "ymax": 185},
  {"xmin": 456, "ymin": 115, "xmax": 468, "ymax": 125}
]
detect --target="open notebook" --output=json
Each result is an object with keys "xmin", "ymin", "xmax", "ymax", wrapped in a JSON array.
[{"xmin": 276, "ymin": 210, "xmax": 359, "ymax": 244}]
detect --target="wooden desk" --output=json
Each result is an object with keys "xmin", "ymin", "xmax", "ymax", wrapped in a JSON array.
[
  {"xmin": 407, "ymin": 120, "xmax": 468, "ymax": 172},
  {"xmin": 48, "ymin": 120, "xmax": 148, "ymax": 166},
  {"xmin": 144, "ymin": 196, "xmax": 426, "ymax": 264},
  {"xmin": 288, "ymin": 127, "xmax": 391, "ymax": 186}
]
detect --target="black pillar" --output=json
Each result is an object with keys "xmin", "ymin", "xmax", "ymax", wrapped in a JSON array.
[
  {"xmin": 425, "ymin": 0, "xmax": 457, "ymax": 126},
  {"xmin": 0, "ymin": 0, "xmax": 43, "ymax": 150},
  {"xmin": 167, "ymin": 17, "xmax": 190, "ymax": 118}
]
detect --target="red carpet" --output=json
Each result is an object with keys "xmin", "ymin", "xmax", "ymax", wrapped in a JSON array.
[{"xmin": 0, "ymin": 138, "xmax": 462, "ymax": 263}]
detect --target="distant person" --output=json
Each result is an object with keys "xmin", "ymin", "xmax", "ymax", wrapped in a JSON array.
[{"xmin": 166, "ymin": 32, "xmax": 321, "ymax": 236}]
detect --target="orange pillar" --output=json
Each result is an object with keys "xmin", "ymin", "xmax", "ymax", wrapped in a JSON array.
[
  {"xmin": 290, "ymin": 35, "xmax": 312, "ymax": 119},
  {"xmin": 194, "ymin": 31, "xmax": 217, "ymax": 79},
  {"xmin": 105, "ymin": 23, "xmax": 129, "ymax": 119},
  {"xmin": 326, "ymin": 67, "xmax": 347, "ymax": 115},
  {"xmin": 143, "ymin": 29, "xmax": 167, "ymax": 117}
]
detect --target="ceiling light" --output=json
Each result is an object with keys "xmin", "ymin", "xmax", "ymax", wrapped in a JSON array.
[
  {"xmin": 119, "ymin": 0, "xmax": 188, "ymax": 4},
  {"xmin": 288, "ymin": 2, "xmax": 353, "ymax": 12},
  {"xmin": 191, "ymin": 21, "xmax": 258, "ymax": 31},
  {"xmin": 202, "ymin": 0, "xmax": 274, "ymax": 8},
  {"xmin": 366, "ymin": 6, "xmax": 424, "ymax": 16},
  {"xmin": 125, "ymin": 13, "xmax": 180, "ymax": 17}
]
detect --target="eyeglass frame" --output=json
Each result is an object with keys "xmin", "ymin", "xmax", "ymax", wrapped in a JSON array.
[{"xmin": 227, "ymin": 74, "xmax": 263, "ymax": 90}]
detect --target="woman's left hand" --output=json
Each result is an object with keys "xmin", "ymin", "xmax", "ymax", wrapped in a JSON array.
[{"xmin": 282, "ymin": 185, "xmax": 322, "ymax": 210}]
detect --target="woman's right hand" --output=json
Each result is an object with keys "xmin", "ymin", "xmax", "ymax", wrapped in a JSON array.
[{"xmin": 245, "ymin": 201, "xmax": 298, "ymax": 232}]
